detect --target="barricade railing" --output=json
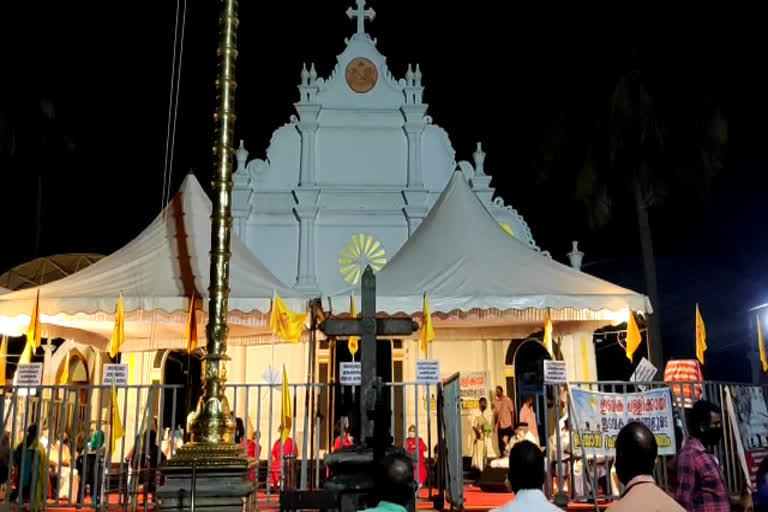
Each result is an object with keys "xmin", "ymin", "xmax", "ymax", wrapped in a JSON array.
[{"xmin": 542, "ymin": 380, "xmax": 754, "ymax": 505}]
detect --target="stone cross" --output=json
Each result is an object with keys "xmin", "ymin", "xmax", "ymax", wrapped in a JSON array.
[
  {"xmin": 320, "ymin": 265, "xmax": 417, "ymax": 444},
  {"xmin": 346, "ymin": 0, "xmax": 375, "ymax": 36}
]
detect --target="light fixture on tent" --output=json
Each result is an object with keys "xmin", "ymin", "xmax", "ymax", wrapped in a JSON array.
[{"xmin": 338, "ymin": 233, "xmax": 387, "ymax": 285}]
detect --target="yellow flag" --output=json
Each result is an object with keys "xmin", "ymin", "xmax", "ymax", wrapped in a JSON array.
[
  {"xmin": 185, "ymin": 291, "xmax": 198, "ymax": 353},
  {"xmin": 543, "ymin": 310, "xmax": 553, "ymax": 354},
  {"xmin": 758, "ymin": 316, "xmax": 768, "ymax": 373},
  {"xmin": 111, "ymin": 383, "xmax": 124, "ymax": 452},
  {"xmin": 109, "ymin": 293, "xmax": 125, "ymax": 359},
  {"xmin": 625, "ymin": 312, "xmax": 642, "ymax": 361},
  {"xmin": 26, "ymin": 289, "xmax": 41, "ymax": 349},
  {"xmin": 348, "ymin": 296, "xmax": 359, "ymax": 358},
  {"xmin": 59, "ymin": 351, "xmax": 70, "ymax": 385},
  {"xmin": 281, "ymin": 365, "xmax": 292, "ymax": 443},
  {"xmin": 269, "ymin": 294, "xmax": 307, "ymax": 343},
  {"xmin": 18, "ymin": 339, "xmax": 33, "ymax": 365},
  {"xmin": 0, "ymin": 336, "xmax": 7, "ymax": 386},
  {"xmin": 695, "ymin": 303, "xmax": 707, "ymax": 365},
  {"xmin": 420, "ymin": 294, "xmax": 435, "ymax": 355}
]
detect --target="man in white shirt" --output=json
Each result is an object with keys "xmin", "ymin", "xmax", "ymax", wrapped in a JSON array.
[{"xmin": 492, "ymin": 440, "xmax": 560, "ymax": 512}]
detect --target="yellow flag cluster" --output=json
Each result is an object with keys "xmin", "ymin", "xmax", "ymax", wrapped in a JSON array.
[
  {"xmin": 543, "ymin": 310, "xmax": 553, "ymax": 355},
  {"xmin": 111, "ymin": 384, "xmax": 124, "ymax": 452},
  {"xmin": 59, "ymin": 351, "xmax": 70, "ymax": 385},
  {"xmin": 109, "ymin": 294, "xmax": 125, "ymax": 359},
  {"xmin": 348, "ymin": 296, "xmax": 359, "ymax": 358},
  {"xmin": 19, "ymin": 290, "xmax": 42, "ymax": 365},
  {"xmin": 281, "ymin": 365, "xmax": 292, "ymax": 443},
  {"xmin": 625, "ymin": 312, "xmax": 642, "ymax": 362},
  {"xmin": 186, "ymin": 291, "xmax": 198, "ymax": 353},
  {"xmin": 269, "ymin": 293, "xmax": 307, "ymax": 343},
  {"xmin": 420, "ymin": 294, "xmax": 435, "ymax": 355},
  {"xmin": 757, "ymin": 315, "xmax": 767, "ymax": 373},
  {"xmin": 695, "ymin": 304, "xmax": 707, "ymax": 365}
]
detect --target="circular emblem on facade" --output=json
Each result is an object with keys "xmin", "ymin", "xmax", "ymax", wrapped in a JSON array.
[
  {"xmin": 338, "ymin": 233, "xmax": 387, "ymax": 285},
  {"xmin": 345, "ymin": 57, "xmax": 378, "ymax": 93}
]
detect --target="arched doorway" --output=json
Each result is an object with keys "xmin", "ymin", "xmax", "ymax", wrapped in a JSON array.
[
  {"xmin": 505, "ymin": 338, "xmax": 551, "ymax": 442},
  {"xmin": 162, "ymin": 350, "xmax": 203, "ymax": 435}
]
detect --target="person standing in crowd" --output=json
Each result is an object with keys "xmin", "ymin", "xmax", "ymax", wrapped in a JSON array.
[
  {"xmin": 754, "ymin": 456, "xmax": 768, "ymax": 512},
  {"xmin": 270, "ymin": 425, "xmax": 297, "ymax": 489},
  {"xmin": 674, "ymin": 400, "xmax": 730, "ymax": 512},
  {"xmin": 12, "ymin": 424, "xmax": 47, "ymax": 510},
  {"xmin": 493, "ymin": 386, "xmax": 515, "ymax": 456},
  {"xmin": 361, "ymin": 453, "xmax": 417, "ymax": 512},
  {"xmin": 610, "ymin": 422, "xmax": 684, "ymax": 511},
  {"xmin": 334, "ymin": 417, "xmax": 354, "ymax": 452},
  {"xmin": 406, "ymin": 425, "xmax": 428, "ymax": 487},
  {"xmin": 471, "ymin": 397, "xmax": 492, "ymax": 471},
  {"xmin": 519, "ymin": 395, "xmax": 539, "ymax": 446},
  {"xmin": 492, "ymin": 440, "xmax": 560, "ymax": 512}
]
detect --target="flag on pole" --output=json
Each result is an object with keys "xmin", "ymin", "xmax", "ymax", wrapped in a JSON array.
[
  {"xmin": 625, "ymin": 312, "xmax": 642, "ymax": 361},
  {"xmin": 111, "ymin": 383, "xmax": 124, "ymax": 452},
  {"xmin": 269, "ymin": 293, "xmax": 307, "ymax": 343},
  {"xmin": 27, "ymin": 289, "xmax": 42, "ymax": 349},
  {"xmin": 281, "ymin": 365, "xmax": 292, "ymax": 443},
  {"xmin": 758, "ymin": 315, "xmax": 768, "ymax": 373},
  {"xmin": 59, "ymin": 351, "xmax": 70, "ymax": 385},
  {"xmin": 542, "ymin": 310, "xmax": 553, "ymax": 354},
  {"xmin": 0, "ymin": 336, "xmax": 7, "ymax": 386},
  {"xmin": 695, "ymin": 303, "xmax": 707, "ymax": 365},
  {"xmin": 185, "ymin": 291, "xmax": 198, "ymax": 353},
  {"xmin": 109, "ymin": 293, "xmax": 125, "ymax": 359},
  {"xmin": 420, "ymin": 293, "xmax": 435, "ymax": 355},
  {"xmin": 348, "ymin": 296, "xmax": 359, "ymax": 358}
]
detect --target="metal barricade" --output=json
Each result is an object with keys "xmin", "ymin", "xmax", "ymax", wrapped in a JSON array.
[{"xmin": 542, "ymin": 380, "xmax": 756, "ymax": 505}]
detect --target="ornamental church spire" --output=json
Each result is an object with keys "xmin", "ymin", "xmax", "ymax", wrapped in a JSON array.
[{"xmin": 347, "ymin": 0, "xmax": 375, "ymax": 38}]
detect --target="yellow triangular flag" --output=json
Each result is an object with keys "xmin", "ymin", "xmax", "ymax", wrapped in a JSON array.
[
  {"xmin": 758, "ymin": 316, "xmax": 768, "ymax": 373},
  {"xmin": 543, "ymin": 310, "xmax": 553, "ymax": 354},
  {"xmin": 281, "ymin": 365, "xmax": 292, "ymax": 443},
  {"xmin": 185, "ymin": 291, "xmax": 198, "ymax": 353},
  {"xmin": 348, "ymin": 296, "xmax": 359, "ymax": 358},
  {"xmin": 695, "ymin": 303, "xmax": 707, "ymax": 365},
  {"xmin": 269, "ymin": 293, "xmax": 307, "ymax": 343},
  {"xmin": 0, "ymin": 336, "xmax": 7, "ymax": 386},
  {"xmin": 625, "ymin": 312, "xmax": 642, "ymax": 361},
  {"xmin": 111, "ymin": 383, "xmax": 124, "ymax": 452},
  {"xmin": 420, "ymin": 294, "xmax": 435, "ymax": 355},
  {"xmin": 26, "ymin": 289, "xmax": 41, "ymax": 349},
  {"xmin": 18, "ymin": 339, "xmax": 33, "ymax": 365},
  {"xmin": 59, "ymin": 351, "xmax": 70, "ymax": 385},
  {"xmin": 109, "ymin": 293, "xmax": 125, "ymax": 359}
]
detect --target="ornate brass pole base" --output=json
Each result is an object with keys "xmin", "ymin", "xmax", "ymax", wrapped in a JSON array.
[{"xmin": 157, "ymin": 0, "xmax": 255, "ymax": 509}]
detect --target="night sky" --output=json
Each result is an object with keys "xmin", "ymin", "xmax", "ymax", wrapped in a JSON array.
[{"xmin": 1, "ymin": 2, "xmax": 767, "ymax": 380}]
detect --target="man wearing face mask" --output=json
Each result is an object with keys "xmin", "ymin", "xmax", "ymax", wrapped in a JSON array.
[
  {"xmin": 610, "ymin": 422, "xmax": 684, "ymax": 511},
  {"xmin": 674, "ymin": 400, "xmax": 730, "ymax": 512}
]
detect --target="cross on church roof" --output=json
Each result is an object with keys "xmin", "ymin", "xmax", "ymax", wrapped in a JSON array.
[{"xmin": 347, "ymin": 0, "xmax": 375, "ymax": 36}]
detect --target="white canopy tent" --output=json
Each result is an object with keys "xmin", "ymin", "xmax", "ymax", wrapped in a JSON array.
[
  {"xmin": 332, "ymin": 171, "xmax": 650, "ymax": 322},
  {"xmin": 0, "ymin": 174, "xmax": 306, "ymax": 350}
]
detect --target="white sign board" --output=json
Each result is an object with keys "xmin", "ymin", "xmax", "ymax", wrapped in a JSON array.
[
  {"xmin": 339, "ymin": 362, "xmax": 362, "ymax": 386},
  {"xmin": 103, "ymin": 364, "xmax": 129, "ymax": 386},
  {"xmin": 14, "ymin": 363, "xmax": 43, "ymax": 396},
  {"xmin": 543, "ymin": 360, "xmax": 568, "ymax": 384},
  {"xmin": 416, "ymin": 360, "xmax": 440, "ymax": 384},
  {"xmin": 630, "ymin": 357, "xmax": 657, "ymax": 383}
]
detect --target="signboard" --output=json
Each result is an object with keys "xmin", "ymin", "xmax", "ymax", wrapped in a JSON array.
[
  {"xmin": 630, "ymin": 357, "xmax": 657, "ymax": 383},
  {"xmin": 570, "ymin": 386, "xmax": 676, "ymax": 456},
  {"xmin": 543, "ymin": 360, "xmax": 568, "ymax": 383},
  {"xmin": 14, "ymin": 363, "xmax": 43, "ymax": 395},
  {"xmin": 102, "ymin": 364, "xmax": 129, "ymax": 386},
  {"xmin": 460, "ymin": 371, "xmax": 487, "ymax": 412},
  {"xmin": 416, "ymin": 360, "xmax": 440, "ymax": 384},
  {"xmin": 339, "ymin": 362, "xmax": 362, "ymax": 386}
]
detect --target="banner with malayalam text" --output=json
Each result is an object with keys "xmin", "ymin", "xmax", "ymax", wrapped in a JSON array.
[{"xmin": 570, "ymin": 387, "xmax": 676, "ymax": 456}]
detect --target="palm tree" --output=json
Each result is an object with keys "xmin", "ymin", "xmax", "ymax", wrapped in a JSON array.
[{"xmin": 572, "ymin": 67, "xmax": 727, "ymax": 369}]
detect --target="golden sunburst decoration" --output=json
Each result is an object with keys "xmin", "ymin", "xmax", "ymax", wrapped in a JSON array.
[{"xmin": 338, "ymin": 233, "xmax": 387, "ymax": 285}]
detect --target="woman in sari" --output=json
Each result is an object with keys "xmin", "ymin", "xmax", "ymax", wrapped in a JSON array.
[
  {"xmin": 12, "ymin": 424, "xmax": 47, "ymax": 511},
  {"xmin": 49, "ymin": 433, "xmax": 79, "ymax": 501}
]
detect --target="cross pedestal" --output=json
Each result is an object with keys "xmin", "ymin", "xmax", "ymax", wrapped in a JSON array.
[{"xmin": 319, "ymin": 266, "xmax": 418, "ymax": 511}]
